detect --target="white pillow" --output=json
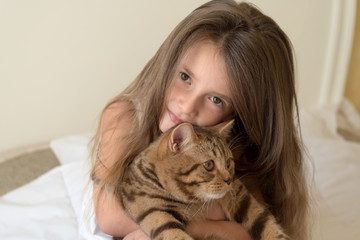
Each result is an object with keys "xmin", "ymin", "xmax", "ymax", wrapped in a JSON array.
[{"xmin": 50, "ymin": 132, "xmax": 93, "ymax": 165}]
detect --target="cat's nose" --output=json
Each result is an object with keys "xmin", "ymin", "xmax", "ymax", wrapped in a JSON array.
[{"xmin": 224, "ymin": 178, "xmax": 232, "ymax": 185}]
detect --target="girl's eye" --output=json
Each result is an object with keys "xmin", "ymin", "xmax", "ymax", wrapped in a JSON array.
[
  {"xmin": 179, "ymin": 72, "xmax": 190, "ymax": 82},
  {"xmin": 203, "ymin": 160, "xmax": 215, "ymax": 171},
  {"xmin": 209, "ymin": 96, "xmax": 223, "ymax": 106}
]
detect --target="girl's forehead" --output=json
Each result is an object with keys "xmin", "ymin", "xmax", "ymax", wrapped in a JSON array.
[
  {"xmin": 180, "ymin": 40, "xmax": 223, "ymax": 64},
  {"xmin": 179, "ymin": 42, "xmax": 225, "ymax": 76},
  {"xmin": 179, "ymin": 42, "xmax": 231, "ymax": 95}
]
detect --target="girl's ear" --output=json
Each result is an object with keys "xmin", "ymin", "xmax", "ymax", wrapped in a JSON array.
[
  {"xmin": 211, "ymin": 119, "xmax": 234, "ymax": 141},
  {"xmin": 169, "ymin": 123, "xmax": 197, "ymax": 152}
]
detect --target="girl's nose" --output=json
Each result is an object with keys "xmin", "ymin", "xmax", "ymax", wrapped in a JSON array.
[{"xmin": 178, "ymin": 94, "xmax": 199, "ymax": 117}]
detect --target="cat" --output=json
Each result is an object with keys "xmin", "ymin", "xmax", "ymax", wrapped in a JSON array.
[{"xmin": 115, "ymin": 121, "xmax": 289, "ymax": 240}]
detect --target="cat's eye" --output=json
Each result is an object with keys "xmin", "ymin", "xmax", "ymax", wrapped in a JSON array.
[
  {"xmin": 203, "ymin": 160, "xmax": 215, "ymax": 171},
  {"xmin": 226, "ymin": 159, "xmax": 231, "ymax": 168}
]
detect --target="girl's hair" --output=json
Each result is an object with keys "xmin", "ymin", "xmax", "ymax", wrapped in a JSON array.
[{"xmin": 91, "ymin": 1, "xmax": 310, "ymax": 239}]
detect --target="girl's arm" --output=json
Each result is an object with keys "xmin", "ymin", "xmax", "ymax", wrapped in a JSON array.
[
  {"xmin": 94, "ymin": 184, "xmax": 141, "ymax": 237},
  {"xmin": 93, "ymin": 102, "xmax": 148, "ymax": 238}
]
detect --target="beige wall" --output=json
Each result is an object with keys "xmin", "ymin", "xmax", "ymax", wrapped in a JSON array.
[
  {"xmin": 0, "ymin": 0, "xmax": 207, "ymax": 154},
  {"xmin": 0, "ymin": 0, "xmax": 356, "ymax": 153},
  {"xmin": 345, "ymin": 2, "xmax": 360, "ymax": 114}
]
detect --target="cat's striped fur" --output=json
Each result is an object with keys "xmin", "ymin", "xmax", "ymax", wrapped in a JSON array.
[{"xmin": 115, "ymin": 122, "xmax": 289, "ymax": 240}]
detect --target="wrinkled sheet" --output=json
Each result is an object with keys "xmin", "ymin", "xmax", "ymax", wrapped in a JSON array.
[
  {"xmin": 0, "ymin": 133, "xmax": 111, "ymax": 240},
  {"xmin": 300, "ymin": 100, "xmax": 360, "ymax": 240},
  {"xmin": 0, "ymin": 99, "xmax": 359, "ymax": 240},
  {"xmin": 0, "ymin": 161, "xmax": 81, "ymax": 239}
]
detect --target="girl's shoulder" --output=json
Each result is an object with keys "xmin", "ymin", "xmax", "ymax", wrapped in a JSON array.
[
  {"xmin": 103, "ymin": 100, "xmax": 135, "ymax": 122},
  {"xmin": 98, "ymin": 100, "xmax": 137, "ymax": 169}
]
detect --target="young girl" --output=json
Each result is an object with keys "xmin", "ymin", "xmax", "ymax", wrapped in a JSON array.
[{"xmin": 90, "ymin": 1, "xmax": 310, "ymax": 239}]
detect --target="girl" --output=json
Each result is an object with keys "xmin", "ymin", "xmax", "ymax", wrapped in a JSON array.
[{"xmin": 90, "ymin": 1, "xmax": 310, "ymax": 239}]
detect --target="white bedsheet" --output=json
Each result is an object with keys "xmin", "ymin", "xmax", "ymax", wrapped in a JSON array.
[
  {"xmin": 0, "ymin": 162, "xmax": 81, "ymax": 239},
  {"xmin": 0, "ymin": 100, "xmax": 359, "ymax": 239},
  {"xmin": 300, "ymin": 100, "xmax": 360, "ymax": 240},
  {"xmin": 0, "ymin": 133, "xmax": 112, "ymax": 240}
]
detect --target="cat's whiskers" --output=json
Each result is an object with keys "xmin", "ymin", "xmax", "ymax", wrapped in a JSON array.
[
  {"xmin": 183, "ymin": 194, "xmax": 208, "ymax": 220},
  {"xmin": 190, "ymin": 198, "xmax": 209, "ymax": 219},
  {"xmin": 228, "ymin": 187, "xmax": 237, "ymax": 212},
  {"xmin": 184, "ymin": 196, "xmax": 200, "ymax": 216}
]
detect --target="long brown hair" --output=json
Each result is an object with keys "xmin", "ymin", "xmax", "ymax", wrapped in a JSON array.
[{"xmin": 91, "ymin": 1, "xmax": 310, "ymax": 239}]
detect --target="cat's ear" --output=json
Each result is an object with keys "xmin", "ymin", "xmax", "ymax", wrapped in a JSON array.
[
  {"xmin": 169, "ymin": 123, "xmax": 197, "ymax": 152},
  {"xmin": 212, "ymin": 119, "xmax": 234, "ymax": 140}
]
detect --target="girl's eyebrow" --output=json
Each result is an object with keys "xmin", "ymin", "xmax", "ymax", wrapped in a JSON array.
[{"xmin": 182, "ymin": 64, "xmax": 232, "ymax": 104}]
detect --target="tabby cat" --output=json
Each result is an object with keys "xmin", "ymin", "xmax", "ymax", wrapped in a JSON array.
[{"xmin": 115, "ymin": 121, "xmax": 289, "ymax": 240}]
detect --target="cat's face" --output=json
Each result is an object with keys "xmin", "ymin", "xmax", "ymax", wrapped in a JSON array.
[
  {"xmin": 189, "ymin": 138, "xmax": 235, "ymax": 200},
  {"xmin": 165, "ymin": 122, "xmax": 235, "ymax": 201}
]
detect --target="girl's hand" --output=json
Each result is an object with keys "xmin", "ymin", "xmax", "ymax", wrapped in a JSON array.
[
  {"xmin": 187, "ymin": 220, "xmax": 252, "ymax": 240},
  {"xmin": 206, "ymin": 202, "xmax": 226, "ymax": 220},
  {"xmin": 123, "ymin": 229, "xmax": 150, "ymax": 240},
  {"xmin": 186, "ymin": 203, "xmax": 252, "ymax": 240}
]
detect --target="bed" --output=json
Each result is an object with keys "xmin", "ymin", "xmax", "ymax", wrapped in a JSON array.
[
  {"xmin": 1, "ymin": 0, "xmax": 359, "ymax": 238},
  {"xmin": 0, "ymin": 98, "xmax": 359, "ymax": 240}
]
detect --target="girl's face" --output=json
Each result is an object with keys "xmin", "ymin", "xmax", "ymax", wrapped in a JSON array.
[{"xmin": 160, "ymin": 41, "xmax": 235, "ymax": 132}]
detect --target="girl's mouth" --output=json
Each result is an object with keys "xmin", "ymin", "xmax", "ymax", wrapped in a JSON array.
[{"xmin": 168, "ymin": 109, "xmax": 183, "ymax": 125}]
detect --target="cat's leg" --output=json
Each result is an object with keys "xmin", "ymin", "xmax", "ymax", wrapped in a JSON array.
[
  {"xmin": 137, "ymin": 208, "xmax": 194, "ymax": 240},
  {"xmin": 122, "ymin": 194, "xmax": 194, "ymax": 240},
  {"xmin": 222, "ymin": 179, "xmax": 289, "ymax": 240},
  {"xmin": 120, "ymin": 190, "xmax": 194, "ymax": 240}
]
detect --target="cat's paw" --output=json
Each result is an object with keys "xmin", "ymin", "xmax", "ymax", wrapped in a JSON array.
[{"xmin": 156, "ymin": 230, "xmax": 194, "ymax": 240}]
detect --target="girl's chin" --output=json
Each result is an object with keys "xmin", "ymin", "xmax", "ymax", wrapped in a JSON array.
[{"xmin": 159, "ymin": 120, "xmax": 174, "ymax": 133}]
